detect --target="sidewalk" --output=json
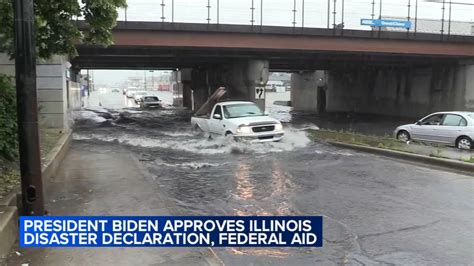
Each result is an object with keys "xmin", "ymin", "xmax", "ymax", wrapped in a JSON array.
[
  {"xmin": 400, "ymin": 142, "xmax": 473, "ymax": 162},
  {"xmin": 5, "ymin": 141, "xmax": 222, "ymax": 266}
]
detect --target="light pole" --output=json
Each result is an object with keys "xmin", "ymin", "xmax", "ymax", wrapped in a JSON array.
[
  {"xmin": 149, "ymin": 70, "xmax": 154, "ymax": 90},
  {"xmin": 144, "ymin": 70, "xmax": 147, "ymax": 90},
  {"xmin": 14, "ymin": 0, "xmax": 45, "ymax": 215}
]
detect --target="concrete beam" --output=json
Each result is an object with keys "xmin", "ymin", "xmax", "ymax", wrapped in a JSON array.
[{"xmin": 109, "ymin": 30, "xmax": 474, "ymax": 57}]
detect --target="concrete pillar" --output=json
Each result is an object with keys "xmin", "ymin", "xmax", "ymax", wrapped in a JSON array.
[
  {"xmin": 227, "ymin": 59, "xmax": 269, "ymax": 110},
  {"xmin": 456, "ymin": 61, "xmax": 474, "ymax": 111},
  {"xmin": 191, "ymin": 68, "xmax": 211, "ymax": 112},
  {"xmin": 171, "ymin": 70, "xmax": 182, "ymax": 107},
  {"xmin": 171, "ymin": 68, "xmax": 193, "ymax": 108},
  {"xmin": 465, "ymin": 64, "xmax": 474, "ymax": 110},
  {"xmin": 180, "ymin": 69, "xmax": 193, "ymax": 109},
  {"xmin": 187, "ymin": 60, "xmax": 269, "ymax": 112},
  {"xmin": 246, "ymin": 59, "xmax": 269, "ymax": 110},
  {"xmin": 290, "ymin": 71, "xmax": 326, "ymax": 112},
  {"xmin": 325, "ymin": 60, "xmax": 474, "ymax": 118}
]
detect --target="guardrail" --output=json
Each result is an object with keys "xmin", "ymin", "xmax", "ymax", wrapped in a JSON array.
[{"xmin": 114, "ymin": 0, "xmax": 473, "ymax": 36}]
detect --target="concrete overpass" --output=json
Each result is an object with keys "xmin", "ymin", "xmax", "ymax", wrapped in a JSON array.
[
  {"xmin": 73, "ymin": 21, "xmax": 473, "ymax": 69},
  {"xmin": 73, "ymin": 22, "xmax": 474, "ymax": 118}
]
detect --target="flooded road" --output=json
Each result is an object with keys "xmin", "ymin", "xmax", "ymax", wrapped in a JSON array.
[{"xmin": 70, "ymin": 90, "xmax": 474, "ymax": 265}]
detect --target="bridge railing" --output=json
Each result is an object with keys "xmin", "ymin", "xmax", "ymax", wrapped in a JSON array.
[{"xmin": 116, "ymin": 0, "xmax": 473, "ymax": 36}]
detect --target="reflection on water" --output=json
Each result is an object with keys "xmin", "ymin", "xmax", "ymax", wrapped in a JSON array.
[
  {"xmin": 234, "ymin": 161, "xmax": 254, "ymax": 201},
  {"xmin": 228, "ymin": 247, "xmax": 291, "ymax": 258},
  {"xmin": 271, "ymin": 162, "xmax": 292, "ymax": 216}
]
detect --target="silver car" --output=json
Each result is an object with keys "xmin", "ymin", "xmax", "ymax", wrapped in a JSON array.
[
  {"xmin": 394, "ymin": 111, "xmax": 474, "ymax": 150},
  {"xmin": 140, "ymin": 96, "xmax": 162, "ymax": 108}
]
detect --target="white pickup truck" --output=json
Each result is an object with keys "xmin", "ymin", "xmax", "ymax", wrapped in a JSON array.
[{"xmin": 191, "ymin": 101, "xmax": 284, "ymax": 142}]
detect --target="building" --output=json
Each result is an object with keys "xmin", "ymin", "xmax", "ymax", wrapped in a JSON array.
[{"xmin": 0, "ymin": 54, "xmax": 81, "ymax": 129}]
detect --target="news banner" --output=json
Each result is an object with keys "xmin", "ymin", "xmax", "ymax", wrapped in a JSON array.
[{"xmin": 20, "ymin": 216, "xmax": 323, "ymax": 247}]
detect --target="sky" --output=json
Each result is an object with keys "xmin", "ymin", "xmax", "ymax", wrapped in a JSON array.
[
  {"xmin": 88, "ymin": 0, "xmax": 474, "ymax": 86},
  {"xmin": 118, "ymin": 0, "xmax": 474, "ymax": 28}
]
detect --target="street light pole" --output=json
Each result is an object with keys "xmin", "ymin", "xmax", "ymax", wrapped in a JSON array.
[
  {"xmin": 14, "ymin": 0, "xmax": 45, "ymax": 215},
  {"xmin": 150, "ymin": 70, "xmax": 154, "ymax": 90},
  {"xmin": 144, "ymin": 70, "xmax": 147, "ymax": 90}
]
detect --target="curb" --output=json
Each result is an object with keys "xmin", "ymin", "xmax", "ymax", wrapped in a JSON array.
[
  {"xmin": 329, "ymin": 141, "xmax": 474, "ymax": 175},
  {"xmin": 0, "ymin": 130, "xmax": 72, "ymax": 259},
  {"xmin": 41, "ymin": 130, "xmax": 73, "ymax": 193}
]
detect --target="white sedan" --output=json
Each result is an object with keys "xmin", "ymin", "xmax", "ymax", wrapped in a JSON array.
[
  {"xmin": 133, "ymin": 91, "xmax": 148, "ymax": 103},
  {"xmin": 394, "ymin": 111, "xmax": 474, "ymax": 150}
]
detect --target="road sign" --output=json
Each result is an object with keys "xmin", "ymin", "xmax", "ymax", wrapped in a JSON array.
[
  {"xmin": 360, "ymin": 19, "xmax": 412, "ymax": 29},
  {"xmin": 255, "ymin": 87, "xmax": 265, "ymax": 100}
]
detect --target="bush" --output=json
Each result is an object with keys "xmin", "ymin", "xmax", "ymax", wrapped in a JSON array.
[{"xmin": 0, "ymin": 74, "xmax": 17, "ymax": 160}]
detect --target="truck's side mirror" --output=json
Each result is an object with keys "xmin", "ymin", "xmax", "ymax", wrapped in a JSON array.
[{"xmin": 213, "ymin": 114, "xmax": 222, "ymax": 120}]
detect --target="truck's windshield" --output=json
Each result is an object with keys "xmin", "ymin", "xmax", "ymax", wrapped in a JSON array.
[{"xmin": 223, "ymin": 104, "xmax": 264, "ymax": 119}]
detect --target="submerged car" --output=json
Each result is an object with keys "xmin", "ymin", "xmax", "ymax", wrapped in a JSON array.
[
  {"xmin": 140, "ymin": 96, "xmax": 161, "ymax": 108},
  {"xmin": 191, "ymin": 101, "xmax": 284, "ymax": 142},
  {"xmin": 394, "ymin": 111, "xmax": 474, "ymax": 150},
  {"xmin": 133, "ymin": 91, "xmax": 148, "ymax": 103},
  {"xmin": 125, "ymin": 87, "xmax": 141, "ymax": 98}
]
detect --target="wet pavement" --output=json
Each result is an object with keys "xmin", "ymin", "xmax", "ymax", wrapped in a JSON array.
[
  {"xmin": 7, "ymin": 91, "xmax": 474, "ymax": 265},
  {"xmin": 6, "ymin": 139, "xmax": 222, "ymax": 266}
]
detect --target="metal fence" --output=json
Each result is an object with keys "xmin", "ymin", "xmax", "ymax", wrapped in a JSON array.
[{"xmin": 118, "ymin": 0, "xmax": 474, "ymax": 36}]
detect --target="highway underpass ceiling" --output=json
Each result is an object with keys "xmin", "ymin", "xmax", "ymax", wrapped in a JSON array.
[{"xmin": 72, "ymin": 46, "xmax": 466, "ymax": 70}]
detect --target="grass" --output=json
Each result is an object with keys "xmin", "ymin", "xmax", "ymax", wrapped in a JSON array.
[
  {"xmin": 0, "ymin": 128, "xmax": 63, "ymax": 199},
  {"xmin": 308, "ymin": 129, "xmax": 410, "ymax": 152},
  {"xmin": 309, "ymin": 129, "xmax": 474, "ymax": 164},
  {"xmin": 463, "ymin": 156, "xmax": 474, "ymax": 164},
  {"xmin": 40, "ymin": 129, "xmax": 64, "ymax": 164}
]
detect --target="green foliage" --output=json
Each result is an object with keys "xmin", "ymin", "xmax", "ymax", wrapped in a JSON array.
[
  {"xmin": 0, "ymin": 0, "xmax": 14, "ymax": 55},
  {"xmin": 0, "ymin": 168, "xmax": 20, "ymax": 198},
  {"xmin": 0, "ymin": 0, "xmax": 127, "ymax": 59},
  {"xmin": 0, "ymin": 74, "xmax": 17, "ymax": 160}
]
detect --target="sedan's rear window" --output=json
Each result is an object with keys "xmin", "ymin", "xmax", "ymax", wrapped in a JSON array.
[
  {"xmin": 442, "ymin": 114, "xmax": 466, "ymax": 127},
  {"xmin": 144, "ymin": 97, "xmax": 159, "ymax": 102}
]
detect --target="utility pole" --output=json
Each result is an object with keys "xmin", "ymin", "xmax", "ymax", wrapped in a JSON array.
[
  {"xmin": 327, "ymin": 0, "xmax": 330, "ymax": 28},
  {"xmin": 14, "ymin": 0, "xmax": 45, "ymax": 215},
  {"xmin": 144, "ymin": 70, "xmax": 147, "ymax": 90},
  {"xmin": 161, "ymin": 0, "xmax": 165, "ymax": 22},
  {"xmin": 150, "ymin": 70, "xmax": 154, "ymax": 90}
]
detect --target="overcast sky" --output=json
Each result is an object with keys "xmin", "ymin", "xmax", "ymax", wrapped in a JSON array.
[{"xmin": 89, "ymin": 0, "xmax": 474, "ymax": 86}]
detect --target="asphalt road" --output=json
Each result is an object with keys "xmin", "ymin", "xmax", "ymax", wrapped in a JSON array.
[{"xmin": 59, "ymin": 91, "xmax": 474, "ymax": 265}]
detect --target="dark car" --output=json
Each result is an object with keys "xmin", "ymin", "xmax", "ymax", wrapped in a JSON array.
[{"xmin": 140, "ymin": 96, "xmax": 161, "ymax": 108}]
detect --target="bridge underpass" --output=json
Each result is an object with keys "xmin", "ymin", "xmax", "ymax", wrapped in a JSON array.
[{"xmin": 72, "ymin": 22, "xmax": 474, "ymax": 118}]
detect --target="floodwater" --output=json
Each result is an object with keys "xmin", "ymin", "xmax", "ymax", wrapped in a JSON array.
[{"xmin": 70, "ymin": 90, "xmax": 474, "ymax": 265}]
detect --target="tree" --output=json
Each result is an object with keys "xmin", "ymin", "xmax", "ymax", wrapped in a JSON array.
[
  {"xmin": 0, "ymin": 74, "xmax": 16, "ymax": 160},
  {"xmin": 0, "ymin": 0, "xmax": 127, "ymax": 59}
]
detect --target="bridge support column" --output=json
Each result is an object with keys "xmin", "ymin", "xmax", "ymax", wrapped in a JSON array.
[
  {"xmin": 290, "ymin": 71, "xmax": 326, "ymax": 112},
  {"xmin": 187, "ymin": 59, "xmax": 269, "ymax": 112},
  {"xmin": 456, "ymin": 60, "xmax": 474, "ymax": 111},
  {"xmin": 171, "ymin": 69, "xmax": 193, "ymax": 109},
  {"xmin": 227, "ymin": 59, "xmax": 269, "ymax": 111},
  {"xmin": 190, "ymin": 68, "xmax": 210, "ymax": 112},
  {"xmin": 326, "ymin": 61, "xmax": 474, "ymax": 118},
  {"xmin": 181, "ymin": 69, "xmax": 193, "ymax": 109}
]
